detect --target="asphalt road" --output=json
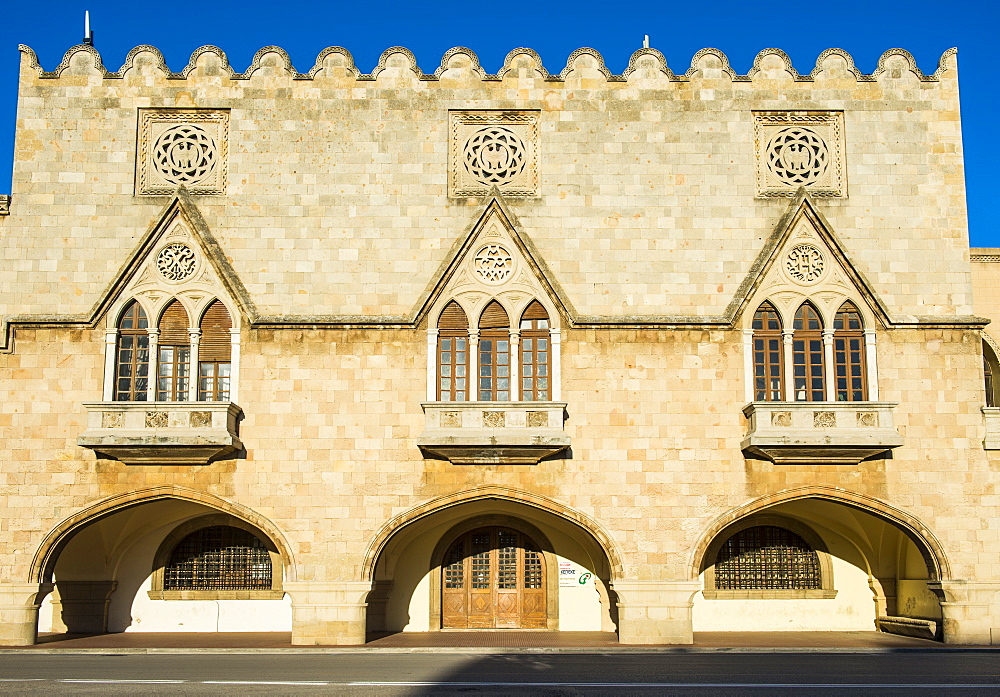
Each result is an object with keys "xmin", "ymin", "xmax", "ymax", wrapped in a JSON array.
[{"xmin": 0, "ymin": 651, "xmax": 998, "ymax": 695}]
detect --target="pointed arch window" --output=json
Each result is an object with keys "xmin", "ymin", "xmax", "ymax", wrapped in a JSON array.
[
  {"xmin": 479, "ymin": 301, "xmax": 511, "ymax": 401},
  {"xmin": 793, "ymin": 302, "xmax": 825, "ymax": 402},
  {"xmin": 438, "ymin": 302, "xmax": 470, "ymax": 401},
  {"xmin": 199, "ymin": 301, "xmax": 232, "ymax": 401},
  {"xmin": 985, "ymin": 341, "xmax": 999, "ymax": 408},
  {"xmin": 519, "ymin": 301, "xmax": 551, "ymax": 401},
  {"xmin": 752, "ymin": 302, "xmax": 784, "ymax": 402},
  {"xmin": 833, "ymin": 301, "xmax": 867, "ymax": 401},
  {"xmin": 156, "ymin": 300, "xmax": 191, "ymax": 401},
  {"xmin": 114, "ymin": 301, "xmax": 150, "ymax": 401}
]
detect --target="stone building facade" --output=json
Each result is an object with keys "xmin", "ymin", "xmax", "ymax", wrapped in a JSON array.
[{"xmin": 1, "ymin": 42, "xmax": 998, "ymax": 645}]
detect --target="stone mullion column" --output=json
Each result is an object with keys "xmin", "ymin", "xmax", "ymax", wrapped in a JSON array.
[
  {"xmin": 864, "ymin": 329, "xmax": 879, "ymax": 400},
  {"xmin": 468, "ymin": 331, "xmax": 480, "ymax": 402},
  {"xmin": 550, "ymin": 329, "xmax": 562, "ymax": 402},
  {"xmin": 823, "ymin": 329, "xmax": 835, "ymax": 402},
  {"xmin": 187, "ymin": 329, "xmax": 201, "ymax": 402},
  {"xmin": 146, "ymin": 329, "xmax": 159, "ymax": 402},
  {"xmin": 103, "ymin": 329, "xmax": 118, "ymax": 401},
  {"xmin": 229, "ymin": 328, "xmax": 241, "ymax": 404},
  {"xmin": 426, "ymin": 329, "xmax": 439, "ymax": 401},
  {"xmin": 509, "ymin": 331, "xmax": 520, "ymax": 401},
  {"xmin": 743, "ymin": 329, "xmax": 755, "ymax": 403},
  {"xmin": 782, "ymin": 329, "xmax": 795, "ymax": 402}
]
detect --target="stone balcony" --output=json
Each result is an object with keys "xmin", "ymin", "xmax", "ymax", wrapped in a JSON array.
[
  {"xmin": 742, "ymin": 402, "xmax": 903, "ymax": 465},
  {"xmin": 78, "ymin": 402, "xmax": 243, "ymax": 465},
  {"xmin": 985, "ymin": 407, "xmax": 1000, "ymax": 450},
  {"xmin": 418, "ymin": 402, "xmax": 570, "ymax": 465}
]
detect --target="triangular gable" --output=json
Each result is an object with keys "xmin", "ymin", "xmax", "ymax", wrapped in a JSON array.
[
  {"xmin": 728, "ymin": 190, "xmax": 892, "ymax": 328},
  {"xmin": 414, "ymin": 191, "xmax": 575, "ymax": 327},
  {"xmin": 92, "ymin": 188, "xmax": 256, "ymax": 327}
]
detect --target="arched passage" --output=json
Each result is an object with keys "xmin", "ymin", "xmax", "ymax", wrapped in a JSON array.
[
  {"xmin": 31, "ymin": 486, "xmax": 294, "ymax": 636},
  {"xmin": 690, "ymin": 487, "xmax": 949, "ymax": 638},
  {"xmin": 364, "ymin": 487, "xmax": 622, "ymax": 634}
]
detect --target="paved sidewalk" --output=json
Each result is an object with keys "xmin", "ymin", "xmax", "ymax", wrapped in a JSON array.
[{"xmin": 0, "ymin": 630, "xmax": 962, "ymax": 652}]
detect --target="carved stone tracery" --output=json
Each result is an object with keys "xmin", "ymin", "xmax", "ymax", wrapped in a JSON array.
[
  {"xmin": 785, "ymin": 244, "xmax": 825, "ymax": 284},
  {"xmin": 156, "ymin": 243, "xmax": 198, "ymax": 282},
  {"xmin": 152, "ymin": 125, "xmax": 218, "ymax": 186},
  {"xmin": 474, "ymin": 244, "xmax": 514, "ymax": 284}
]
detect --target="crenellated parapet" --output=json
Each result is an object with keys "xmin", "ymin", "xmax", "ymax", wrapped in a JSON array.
[{"xmin": 17, "ymin": 43, "xmax": 957, "ymax": 83}]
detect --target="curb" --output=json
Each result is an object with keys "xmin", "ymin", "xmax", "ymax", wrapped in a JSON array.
[{"xmin": 2, "ymin": 645, "xmax": 997, "ymax": 655}]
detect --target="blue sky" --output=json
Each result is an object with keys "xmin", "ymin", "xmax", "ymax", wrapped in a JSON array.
[{"xmin": 2, "ymin": 0, "xmax": 996, "ymax": 245}]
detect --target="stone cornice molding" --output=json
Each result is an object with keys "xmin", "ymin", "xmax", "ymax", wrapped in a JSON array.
[{"xmin": 17, "ymin": 44, "xmax": 958, "ymax": 83}]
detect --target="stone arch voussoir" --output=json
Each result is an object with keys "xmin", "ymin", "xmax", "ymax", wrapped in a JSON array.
[
  {"xmin": 690, "ymin": 486, "xmax": 951, "ymax": 582},
  {"xmin": 363, "ymin": 486, "xmax": 624, "ymax": 583},
  {"xmin": 30, "ymin": 485, "xmax": 296, "ymax": 584}
]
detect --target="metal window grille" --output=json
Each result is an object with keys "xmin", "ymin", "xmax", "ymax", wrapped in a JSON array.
[
  {"xmin": 164, "ymin": 526, "xmax": 272, "ymax": 590},
  {"xmin": 523, "ymin": 542, "xmax": 543, "ymax": 589},
  {"xmin": 714, "ymin": 525, "xmax": 821, "ymax": 590},
  {"xmin": 444, "ymin": 540, "xmax": 465, "ymax": 589}
]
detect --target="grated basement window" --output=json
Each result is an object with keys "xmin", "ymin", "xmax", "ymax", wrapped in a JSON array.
[
  {"xmin": 164, "ymin": 525, "xmax": 272, "ymax": 590},
  {"xmin": 714, "ymin": 525, "xmax": 821, "ymax": 590}
]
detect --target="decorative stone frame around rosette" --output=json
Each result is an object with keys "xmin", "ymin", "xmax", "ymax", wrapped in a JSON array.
[
  {"xmin": 449, "ymin": 111, "xmax": 539, "ymax": 198},
  {"xmin": 137, "ymin": 109, "xmax": 229, "ymax": 195},
  {"xmin": 754, "ymin": 111, "xmax": 846, "ymax": 198}
]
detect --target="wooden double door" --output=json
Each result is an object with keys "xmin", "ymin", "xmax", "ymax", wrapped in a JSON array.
[{"xmin": 441, "ymin": 526, "xmax": 547, "ymax": 629}]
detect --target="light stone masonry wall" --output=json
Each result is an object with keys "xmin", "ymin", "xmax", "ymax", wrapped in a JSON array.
[{"xmin": 0, "ymin": 43, "xmax": 995, "ymax": 645}]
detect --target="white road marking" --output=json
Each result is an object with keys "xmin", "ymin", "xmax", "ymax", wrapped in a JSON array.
[
  {"xmin": 59, "ymin": 679, "xmax": 186, "ymax": 684},
  {"xmin": 201, "ymin": 681, "xmax": 330, "ymax": 686},
  {"xmin": 2, "ymin": 679, "xmax": 993, "ymax": 689},
  {"xmin": 347, "ymin": 683, "xmax": 1000, "ymax": 689}
]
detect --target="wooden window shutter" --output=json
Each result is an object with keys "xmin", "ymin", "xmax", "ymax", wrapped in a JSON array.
[
  {"xmin": 479, "ymin": 300, "xmax": 510, "ymax": 330},
  {"xmin": 521, "ymin": 300, "xmax": 548, "ymax": 322},
  {"xmin": 438, "ymin": 301, "xmax": 469, "ymax": 331},
  {"xmin": 200, "ymin": 300, "xmax": 232, "ymax": 362},
  {"xmin": 159, "ymin": 301, "xmax": 190, "ymax": 346}
]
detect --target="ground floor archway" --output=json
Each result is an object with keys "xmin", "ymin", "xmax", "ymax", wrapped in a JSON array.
[
  {"xmin": 692, "ymin": 491, "xmax": 947, "ymax": 639},
  {"xmin": 33, "ymin": 490, "xmax": 292, "ymax": 636},
  {"xmin": 365, "ymin": 491, "xmax": 620, "ymax": 635}
]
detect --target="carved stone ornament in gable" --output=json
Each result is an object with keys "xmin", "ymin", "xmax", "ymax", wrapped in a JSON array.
[
  {"xmin": 754, "ymin": 111, "xmax": 846, "ymax": 198},
  {"xmin": 119, "ymin": 221, "xmax": 229, "ymax": 321},
  {"xmin": 449, "ymin": 111, "xmax": 539, "ymax": 198},
  {"xmin": 137, "ymin": 109, "xmax": 229, "ymax": 195}
]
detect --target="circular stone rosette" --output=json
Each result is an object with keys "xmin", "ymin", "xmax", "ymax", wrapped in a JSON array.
[
  {"xmin": 463, "ymin": 127, "xmax": 528, "ymax": 187},
  {"xmin": 156, "ymin": 243, "xmax": 198, "ymax": 282},
  {"xmin": 152, "ymin": 124, "xmax": 218, "ymax": 186},
  {"xmin": 766, "ymin": 127, "xmax": 830, "ymax": 186},
  {"xmin": 473, "ymin": 244, "xmax": 515, "ymax": 285},
  {"xmin": 785, "ymin": 243, "xmax": 826, "ymax": 284}
]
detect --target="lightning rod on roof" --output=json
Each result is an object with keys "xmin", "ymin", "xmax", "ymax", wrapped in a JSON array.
[
  {"xmin": 83, "ymin": 11, "xmax": 94, "ymax": 46},
  {"xmin": 643, "ymin": 35, "xmax": 649, "ymax": 49}
]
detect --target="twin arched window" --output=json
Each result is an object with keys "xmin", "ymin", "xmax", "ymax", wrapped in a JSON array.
[
  {"xmin": 437, "ymin": 299, "xmax": 551, "ymax": 402},
  {"xmin": 753, "ymin": 300, "xmax": 868, "ymax": 402},
  {"xmin": 114, "ymin": 299, "xmax": 233, "ymax": 402}
]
